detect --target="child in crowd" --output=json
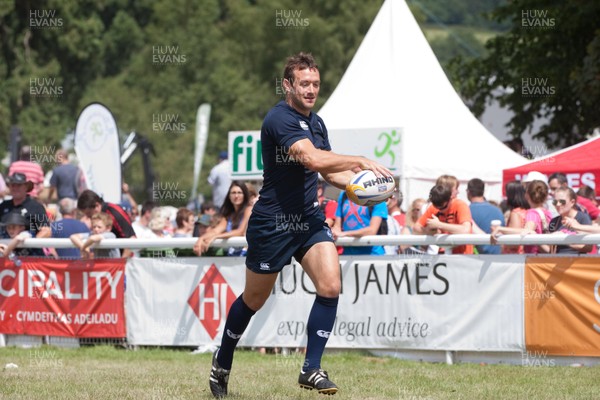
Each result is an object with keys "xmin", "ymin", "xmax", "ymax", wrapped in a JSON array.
[
  {"xmin": 70, "ymin": 212, "xmax": 120, "ymax": 259},
  {"xmin": 0, "ymin": 211, "xmax": 33, "ymax": 260}
]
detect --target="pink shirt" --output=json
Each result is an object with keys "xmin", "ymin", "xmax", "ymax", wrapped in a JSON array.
[{"xmin": 524, "ymin": 208, "xmax": 553, "ymax": 254}]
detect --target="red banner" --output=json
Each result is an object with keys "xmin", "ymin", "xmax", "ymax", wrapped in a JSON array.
[{"xmin": 0, "ymin": 258, "xmax": 126, "ymax": 337}]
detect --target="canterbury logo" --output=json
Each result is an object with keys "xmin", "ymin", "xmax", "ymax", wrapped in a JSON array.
[
  {"xmin": 226, "ymin": 329, "xmax": 242, "ymax": 339},
  {"xmin": 259, "ymin": 262, "xmax": 270, "ymax": 270},
  {"xmin": 316, "ymin": 330, "xmax": 331, "ymax": 338}
]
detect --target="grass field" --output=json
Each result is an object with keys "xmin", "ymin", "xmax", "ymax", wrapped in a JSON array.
[{"xmin": 1, "ymin": 346, "xmax": 600, "ymax": 399}]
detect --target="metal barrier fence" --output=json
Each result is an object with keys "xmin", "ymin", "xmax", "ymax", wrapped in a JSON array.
[
  {"xmin": 3, "ymin": 233, "xmax": 600, "ymax": 349},
  {"xmin": 11, "ymin": 233, "xmax": 600, "ymax": 250}
]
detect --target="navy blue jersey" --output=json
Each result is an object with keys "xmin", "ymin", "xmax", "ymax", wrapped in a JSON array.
[{"xmin": 253, "ymin": 101, "xmax": 331, "ymax": 217}]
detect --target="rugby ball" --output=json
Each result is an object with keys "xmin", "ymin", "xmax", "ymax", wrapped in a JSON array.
[{"xmin": 345, "ymin": 170, "xmax": 395, "ymax": 206}]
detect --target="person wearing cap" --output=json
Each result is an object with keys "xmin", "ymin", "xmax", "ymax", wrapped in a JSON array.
[
  {"xmin": 522, "ymin": 171, "xmax": 548, "ymax": 186},
  {"xmin": 192, "ymin": 213, "xmax": 212, "ymax": 237},
  {"xmin": 0, "ymin": 211, "xmax": 34, "ymax": 258},
  {"xmin": 207, "ymin": 151, "xmax": 231, "ymax": 208},
  {"xmin": 0, "ymin": 173, "xmax": 51, "ymax": 256},
  {"xmin": 192, "ymin": 202, "xmax": 216, "ymax": 238}
]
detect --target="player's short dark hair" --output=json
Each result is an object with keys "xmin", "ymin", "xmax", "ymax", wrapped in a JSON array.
[
  {"xmin": 467, "ymin": 178, "xmax": 485, "ymax": 197},
  {"xmin": 77, "ymin": 190, "xmax": 102, "ymax": 210},
  {"xmin": 428, "ymin": 185, "xmax": 451, "ymax": 209},
  {"xmin": 283, "ymin": 52, "xmax": 318, "ymax": 83}
]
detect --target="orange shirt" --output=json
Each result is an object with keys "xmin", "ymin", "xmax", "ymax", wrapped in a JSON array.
[{"xmin": 418, "ymin": 199, "xmax": 473, "ymax": 254}]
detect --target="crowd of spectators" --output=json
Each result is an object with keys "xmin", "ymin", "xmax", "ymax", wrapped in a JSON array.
[{"xmin": 1, "ymin": 146, "xmax": 599, "ymax": 260}]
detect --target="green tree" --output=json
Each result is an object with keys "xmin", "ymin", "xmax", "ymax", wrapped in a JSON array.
[
  {"xmin": 0, "ymin": 0, "xmax": 383, "ymax": 204},
  {"xmin": 449, "ymin": 1, "xmax": 600, "ymax": 147}
]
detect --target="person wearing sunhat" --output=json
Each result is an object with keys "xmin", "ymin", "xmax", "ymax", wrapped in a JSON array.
[
  {"xmin": 0, "ymin": 173, "xmax": 51, "ymax": 256},
  {"xmin": 8, "ymin": 146, "xmax": 45, "ymax": 198},
  {"xmin": 0, "ymin": 211, "xmax": 34, "ymax": 258}
]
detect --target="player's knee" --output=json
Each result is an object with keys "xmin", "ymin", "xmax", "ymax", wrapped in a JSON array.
[
  {"xmin": 242, "ymin": 292, "xmax": 268, "ymax": 312},
  {"xmin": 318, "ymin": 281, "xmax": 341, "ymax": 298}
]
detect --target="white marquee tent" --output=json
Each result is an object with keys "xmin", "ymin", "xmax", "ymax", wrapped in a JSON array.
[{"xmin": 318, "ymin": 0, "xmax": 526, "ymax": 202}]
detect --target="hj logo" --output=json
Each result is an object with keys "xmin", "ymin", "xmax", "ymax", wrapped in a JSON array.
[{"xmin": 187, "ymin": 264, "xmax": 237, "ymax": 339}]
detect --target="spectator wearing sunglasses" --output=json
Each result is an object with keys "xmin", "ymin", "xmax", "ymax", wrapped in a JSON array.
[
  {"xmin": 548, "ymin": 172, "xmax": 600, "ymax": 222},
  {"xmin": 548, "ymin": 187, "xmax": 593, "ymax": 254}
]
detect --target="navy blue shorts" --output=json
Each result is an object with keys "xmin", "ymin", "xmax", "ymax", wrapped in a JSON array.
[{"xmin": 245, "ymin": 211, "xmax": 334, "ymax": 274}]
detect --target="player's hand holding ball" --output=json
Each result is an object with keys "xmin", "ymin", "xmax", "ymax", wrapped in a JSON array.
[{"xmin": 345, "ymin": 170, "xmax": 395, "ymax": 206}]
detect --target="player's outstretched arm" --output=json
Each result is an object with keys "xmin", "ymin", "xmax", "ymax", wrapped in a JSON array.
[
  {"xmin": 323, "ymin": 171, "xmax": 355, "ymax": 190},
  {"xmin": 290, "ymin": 138, "xmax": 391, "ymax": 178}
]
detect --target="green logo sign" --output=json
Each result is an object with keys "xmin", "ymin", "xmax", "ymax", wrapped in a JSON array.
[
  {"xmin": 374, "ymin": 129, "xmax": 401, "ymax": 167},
  {"xmin": 231, "ymin": 132, "xmax": 263, "ymax": 176}
]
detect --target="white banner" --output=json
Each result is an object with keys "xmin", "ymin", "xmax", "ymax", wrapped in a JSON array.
[
  {"xmin": 191, "ymin": 104, "xmax": 211, "ymax": 199},
  {"xmin": 126, "ymin": 255, "xmax": 524, "ymax": 350},
  {"xmin": 228, "ymin": 128, "xmax": 402, "ymax": 180},
  {"xmin": 328, "ymin": 128, "xmax": 402, "ymax": 174},
  {"xmin": 75, "ymin": 103, "xmax": 121, "ymax": 203},
  {"xmin": 229, "ymin": 131, "xmax": 262, "ymax": 179}
]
